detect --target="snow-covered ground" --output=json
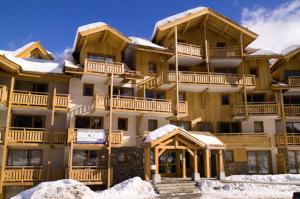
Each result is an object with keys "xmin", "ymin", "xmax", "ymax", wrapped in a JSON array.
[
  {"xmin": 198, "ymin": 174, "xmax": 300, "ymax": 199},
  {"xmin": 12, "ymin": 177, "xmax": 156, "ymax": 199}
]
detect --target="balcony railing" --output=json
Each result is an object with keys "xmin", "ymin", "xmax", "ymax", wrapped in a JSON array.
[
  {"xmin": 276, "ymin": 133, "xmax": 300, "ymax": 146},
  {"xmin": 0, "ymin": 85, "xmax": 8, "ymax": 105},
  {"xmin": 67, "ymin": 167, "xmax": 108, "ymax": 185},
  {"xmin": 4, "ymin": 167, "xmax": 44, "ymax": 183},
  {"xmin": 93, "ymin": 94, "xmax": 107, "ymax": 110},
  {"xmin": 7, "ymin": 128, "xmax": 67, "ymax": 144},
  {"xmin": 217, "ymin": 133, "xmax": 271, "ymax": 147},
  {"xmin": 235, "ymin": 102, "xmax": 280, "ymax": 116},
  {"xmin": 177, "ymin": 42, "xmax": 202, "ymax": 57},
  {"xmin": 288, "ymin": 76, "xmax": 300, "ymax": 87},
  {"xmin": 11, "ymin": 90, "xmax": 69, "ymax": 110},
  {"xmin": 111, "ymin": 95, "xmax": 172, "ymax": 114},
  {"xmin": 178, "ymin": 101, "xmax": 188, "ymax": 116},
  {"xmin": 68, "ymin": 128, "xmax": 123, "ymax": 145},
  {"xmin": 85, "ymin": 59, "xmax": 124, "ymax": 75},
  {"xmin": 209, "ymin": 46, "xmax": 242, "ymax": 58},
  {"xmin": 284, "ymin": 105, "xmax": 300, "ymax": 116},
  {"xmin": 168, "ymin": 72, "xmax": 255, "ymax": 86}
]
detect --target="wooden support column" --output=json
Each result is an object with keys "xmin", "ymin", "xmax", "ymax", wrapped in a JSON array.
[
  {"xmin": 217, "ymin": 150, "xmax": 225, "ymax": 179},
  {"xmin": 194, "ymin": 150, "xmax": 198, "ymax": 173},
  {"xmin": 204, "ymin": 149, "xmax": 211, "ymax": 178},
  {"xmin": 144, "ymin": 145, "xmax": 151, "ymax": 180},
  {"xmin": 0, "ymin": 76, "xmax": 15, "ymax": 193},
  {"xmin": 174, "ymin": 26, "xmax": 180, "ymax": 120},
  {"xmin": 107, "ymin": 72, "xmax": 114, "ymax": 188},
  {"xmin": 176, "ymin": 150, "xmax": 181, "ymax": 177},
  {"xmin": 204, "ymin": 22, "xmax": 210, "ymax": 73},
  {"xmin": 240, "ymin": 33, "xmax": 248, "ymax": 118},
  {"xmin": 155, "ymin": 147, "xmax": 159, "ymax": 174},
  {"xmin": 279, "ymin": 89, "xmax": 288, "ymax": 146},
  {"xmin": 182, "ymin": 149, "xmax": 186, "ymax": 178},
  {"xmin": 68, "ymin": 129, "xmax": 74, "ymax": 178}
]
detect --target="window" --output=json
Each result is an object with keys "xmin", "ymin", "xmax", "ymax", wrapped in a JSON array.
[
  {"xmin": 145, "ymin": 90, "xmax": 165, "ymax": 99},
  {"xmin": 225, "ymin": 151, "xmax": 234, "ymax": 162},
  {"xmin": 284, "ymin": 96, "xmax": 300, "ymax": 105},
  {"xmin": 83, "ymin": 83, "xmax": 94, "ymax": 96},
  {"xmin": 72, "ymin": 150, "xmax": 100, "ymax": 166},
  {"xmin": 171, "ymin": 121, "xmax": 191, "ymax": 131},
  {"xmin": 248, "ymin": 151, "xmax": 271, "ymax": 174},
  {"xmin": 87, "ymin": 54, "xmax": 114, "ymax": 63},
  {"xmin": 254, "ymin": 121, "xmax": 264, "ymax": 133},
  {"xmin": 286, "ymin": 122, "xmax": 300, "ymax": 133},
  {"xmin": 179, "ymin": 93, "xmax": 186, "ymax": 101},
  {"xmin": 15, "ymin": 80, "xmax": 48, "ymax": 93},
  {"xmin": 221, "ymin": 95, "xmax": 230, "ymax": 105},
  {"xmin": 7, "ymin": 149, "xmax": 42, "ymax": 166},
  {"xmin": 117, "ymin": 151, "xmax": 128, "ymax": 162},
  {"xmin": 75, "ymin": 116, "xmax": 103, "ymax": 129},
  {"xmin": 148, "ymin": 62, "xmax": 157, "ymax": 73},
  {"xmin": 216, "ymin": 42, "xmax": 226, "ymax": 48},
  {"xmin": 169, "ymin": 64, "xmax": 190, "ymax": 72},
  {"xmin": 218, "ymin": 122, "xmax": 241, "ymax": 133},
  {"xmin": 284, "ymin": 70, "xmax": 300, "ymax": 80},
  {"xmin": 214, "ymin": 67, "xmax": 237, "ymax": 75},
  {"xmin": 249, "ymin": 68, "xmax": 259, "ymax": 77},
  {"xmin": 113, "ymin": 87, "xmax": 134, "ymax": 97},
  {"xmin": 118, "ymin": 118, "xmax": 128, "ymax": 131},
  {"xmin": 288, "ymin": 151, "xmax": 300, "ymax": 174},
  {"xmin": 246, "ymin": 94, "xmax": 265, "ymax": 103},
  {"xmin": 12, "ymin": 115, "xmax": 45, "ymax": 128},
  {"xmin": 197, "ymin": 122, "xmax": 213, "ymax": 132},
  {"xmin": 148, "ymin": 120, "xmax": 158, "ymax": 131}
]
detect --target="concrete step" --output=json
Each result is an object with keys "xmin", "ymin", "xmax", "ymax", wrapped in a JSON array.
[
  {"xmin": 157, "ymin": 186, "xmax": 196, "ymax": 194},
  {"xmin": 157, "ymin": 193, "xmax": 202, "ymax": 199},
  {"xmin": 156, "ymin": 182, "xmax": 196, "ymax": 187},
  {"xmin": 161, "ymin": 177, "xmax": 192, "ymax": 181}
]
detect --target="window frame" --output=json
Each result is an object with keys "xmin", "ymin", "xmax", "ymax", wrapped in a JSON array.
[
  {"xmin": 148, "ymin": 119, "xmax": 158, "ymax": 131},
  {"xmin": 218, "ymin": 122, "xmax": 241, "ymax": 133},
  {"xmin": 254, "ymin": 121, "xmax": 264, "ymax": 133},
  {"xmin": 7, "ymin": 149, "xmax": 43, "ymax": 167},
  {"xmin": 75, "ymin": 116, "xmax": 104, "ymax": 129},
  {"xmin": 83, "ymin": 83, "xmax": 94, "ymax": 96},
  {"xmin": 12, "ymin": 114, "xmax": 45, "ymax": 129},
  {"xmin": 249, "ymin": 67, "xmax": 259, "ymax": 77},
  {"xmin": 148, "ymin": 62, "xmax": 157, "ymax": 73},
  {"xmin": 118, "ymin": 118, "xmax": 128, "ymax": 131},
  {"xmin": 221, "ymin": 94, "xmax": 230, "ymax": 105},
  {"xmin": 225, "ymin": 150, "xmax": 234, "ymax": 162}
]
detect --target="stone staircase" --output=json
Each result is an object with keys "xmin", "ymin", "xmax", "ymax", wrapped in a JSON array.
[{"xmin": 154, "ymin": 177, "xmax": 198, "ymax": 195}]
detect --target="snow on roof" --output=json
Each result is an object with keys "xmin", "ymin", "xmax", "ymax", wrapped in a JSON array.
[
  {"xmin": 0, "ymin": 48, "xmax": 64, "ymax": 74},
  {"xmin": 280, "ymin": 44, "xmax": 300, "ymax": 55},
  {"xmin": 189, "ymin": 131, "xmax": 225, "ymax": 147},
  {"xmin": 144, "ymin": 124, "xmax": 178, "ymax": 143},
  {"xmin": 13, "ymin": 42, "xmax": 36, "ymax": 56},
  {"xmin": 129, "ymin": 36, "xmax": 166, "ymax": 50},
  {"xmin": 152, "ymin": 7, "xmax": 207, "ymax": 39},
  {"xmin": 249, "ymin": 49, "xmax": 278, "ymax": 56},
  {"xmin": 73, "ymin": 22, "xmax": 107, "ymax": 51}
]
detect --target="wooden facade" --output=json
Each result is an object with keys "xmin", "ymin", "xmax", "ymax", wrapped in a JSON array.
[{"xmin": 0, "ymin": 6, "xmax": 299, "ymax": 198}]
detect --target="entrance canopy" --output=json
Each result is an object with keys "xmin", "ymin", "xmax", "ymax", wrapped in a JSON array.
[{"xmin": 144, "ymin": 124, "xmax": 226, "ymax": 149}]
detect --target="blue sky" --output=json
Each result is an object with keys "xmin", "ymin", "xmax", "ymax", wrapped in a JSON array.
[{"xmin": 0, "ymin": 0, "xmax": 293, "ymax": 54}]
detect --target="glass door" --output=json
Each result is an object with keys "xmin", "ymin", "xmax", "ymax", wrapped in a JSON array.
[{"xmin": 159, "ymin": 150, "xmax": 177, "ymax": 177}]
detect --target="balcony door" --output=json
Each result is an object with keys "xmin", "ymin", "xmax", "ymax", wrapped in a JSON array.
[
  {"xmin": 248, "ymin": 151, "xmax": 271, "ymax": 174},
  {"xmin": 12, "ymin": 115, "xmax": 45, "ymax": 129},
  {"xmin": 75, "ymin": 116, "xmax": 103, "ymax": 129},
  {"xmin": 15, "ymin": 80, "xmax": 48, "ymax": 93}
]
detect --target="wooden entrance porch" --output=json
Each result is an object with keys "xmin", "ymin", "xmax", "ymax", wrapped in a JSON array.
[{"xmin": 143, "ymin": 126, "xmax": 226, "ymax": 183}]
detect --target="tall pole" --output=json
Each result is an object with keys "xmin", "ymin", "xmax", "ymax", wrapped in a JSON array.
[
  {"xmin": 107, "ymin": 72, "xmax": 114, "ymax": 188},
  {"xmin": 0, "ymin": 76, "xmax": 15, "ymax": 194},
  {"xmin": 240, "ymin": 33, "xmax": 248, "ymax": 118},
  {"xmin": 174, "ymin": 26, "xmax": 179, "ymax": 120}
]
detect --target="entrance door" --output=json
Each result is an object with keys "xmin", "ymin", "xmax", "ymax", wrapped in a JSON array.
[{"xmin": 159, "ymin": 150, "xmax": 177, "ymax": 177}]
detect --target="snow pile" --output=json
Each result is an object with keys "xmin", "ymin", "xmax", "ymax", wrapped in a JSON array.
[
  {"xmin": 226, "ymin": 174, "xmax": 300, "ymax": 184},
  {"xmin": 98, "ymin": 177, "xmax": 156, "ymax": 199},
  {"xmin": 11, "ymin": 179, "xmax": 98, "ymax": 199},
  {"xmin": 198, "ymin": 179, "xmax": 300, "ymax": 199},
  {"xmin": 190, "ymin": 132, "xmax": 225, "ymax": 148},
  {"xmin": 144, "ymin": 124, "xmax": 178, "ymax": 142},
  {"xmin": 152, "ymin": 7, "xmax": 207, "ymax": 39},
  {"xmin": 130, "ymin": 36, "xmax": 166, "ymax": 50}
]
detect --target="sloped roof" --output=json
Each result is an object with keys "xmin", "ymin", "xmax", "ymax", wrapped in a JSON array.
[
  {"xmin": 129, "ymin": 36, "xmax": 167, "ymax": 50},
  {"xmin": 13, "ymin": 41, "xmax": 54, "ymax": 60},
  {"xmin": 144, "ymin": 124, "xmax": 226, "ymax": 149}
]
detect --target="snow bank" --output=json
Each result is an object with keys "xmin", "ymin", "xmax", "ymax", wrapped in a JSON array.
[
  {"xmin": 12, "ymin": 179, "xmax": 98, "ymax": 199},
  {"xmin": 98, "ymin": 177, "xmax": 156, "ymax": 199},
  {"xmin": 152, "ymin": 7, "xmax": 207, "ymax": 39},
  {"xmin": 198, "ymin": 179, "xmax": 300, "ymax": 199},
  {"xmin": 226, "ymin": 174, "xmax": 300, "ymax": 184},
  {"xmin": 129, "ymin": 36, "xmax": 166, "ymax": 50}
]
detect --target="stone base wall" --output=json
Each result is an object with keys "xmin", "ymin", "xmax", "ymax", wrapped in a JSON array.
[
  {"xmin": 225, "ymin": 162, "xmax": 248, "ymax": 176},
  {"xmin": 111, "ymin": 147, "xmax": 144, "ymax": 184}
]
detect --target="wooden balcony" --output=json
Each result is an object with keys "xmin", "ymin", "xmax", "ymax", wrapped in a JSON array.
[
  {"xmin": 93, "ymin": 94, "xmax": 107, "ymax": 110},
  {"xmin": 178, "ymin": 101, "xmax": 188, "ymax": 116},
  {"xmin": 6, "ymin": 128, "xmax": 67, "ymax": 145},
  {"xmin": 11, "ymin": 90, "xmax": 69, "ymax": 110},
  {"xmin": 217, "ymin": 133, "xmax": 271, "ymax": 147},
  {"xmin": 284, "ymin": 105, "xmax": 300, "ymax": 116},
  {"xmin": 3, "ymin": 167, "xmax": 44, "ymax": 184},
  {"xmin": 84, "ymin": 59, "xmax": 124, "ymax": 75},
  {"xmin": 209, "ymin": 46, "xmax": 242, "ymax": 58},
  {"xmin": 177, "ymin": 42, "xmax": 202, "ymax": 57},
  {"xmin": 0, "ymin": 85, "xmax": 8, "ymax": 105},
  {"xmin": 67, "ymin": 167, "xmax": 108, "ymax": 185},
  {"xmin": 168, "ymin": 72, "xmax": 255, "ymax": 87},
  {"xmin": 288, "ymin": 76, "xmax": 300, "ymax": 87},
  {"xmin": 276, "ymin": 134, "xmax": 300, "ymax": 146},
  {"xmin": 111, "ymin": 96, "xmax": 172, "ymax": 114},
  {"xmin": 235, "ymin": 102, "xmax": 280, "ymax": 116},
  {"xmin": 68, "ymin": 128, "xmax": 123, "ymax": 146}
]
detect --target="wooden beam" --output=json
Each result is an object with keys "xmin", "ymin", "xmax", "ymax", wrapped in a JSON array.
[
  {"xmin": 0, "ymin": 76, "xmax": 15, "ymax": 193},
  {"xmin": 204, "ymin": 149, "xmax": 211, "ymax": 178},
  {"xmin": 176, "ymin": 150, "xmax": 181, "ymax": 177},
  {"xmin": 182, "ymin": 149, "xmax": 186, "ymax": 178},
  {"xmin": 216, "ymin": 24, "xmax": 229, "ymax": 40},
  {"xmin": 107, "ymin": 72, "xmax": 114, "ymax": 188},
  {"xmin": 194, "ymin": 150, "xmax": 198, "ymax": 173},
  {"xmin": 155, "ymin": 147, "xmax": 159, "ymax": 174},
  {"xmin": 101, "ymin": 30, "xmax": 108, "ymax": 43},
  {"xmin": 166, "ymin": 28, "xmax": 175, "ymax": 39},
  {"xmin": 174, "ymin": 26, "xmax": 180, "ymax": 120},
  {"xmin": 240, "ymin": 32, "xmax": 248, "ymax": 119},
  {"xmin": 144, "ymin": 146, "xmax": 151, "ymax": 180},
  {"xmin": 183, "ymin": 21, "xmax": 191, "ymax": 34},
  {"xmin": 217, "ymin": 149, "xmax": 224, "ymax": 178}
]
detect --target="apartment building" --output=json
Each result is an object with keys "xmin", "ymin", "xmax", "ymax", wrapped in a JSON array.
[{"xmin": 0, "ymin": 6, "xmax": 299, "ymax": 198}]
